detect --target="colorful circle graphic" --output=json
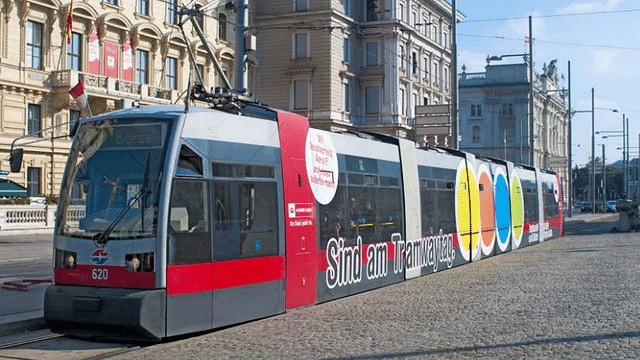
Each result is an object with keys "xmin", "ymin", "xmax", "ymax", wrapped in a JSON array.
[
  {"xmin": 510, "ymin": 171, "xmax": 524, "ymax": 249},
  {"xmin": 455, "ymin": 160, "xmax": 481, "ymax": 261},
  {"xmin": 478, "ymin": 164, "xmax": 495, "ymax": 256},
  {"xmin": 494, "ymin": 167, "xmax": 511, "ymax": 252}
]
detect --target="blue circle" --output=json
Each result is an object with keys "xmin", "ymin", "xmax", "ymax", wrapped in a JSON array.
[{"xmin": 494, "ymin": 173, "xmax": 511, "ymax": 245}]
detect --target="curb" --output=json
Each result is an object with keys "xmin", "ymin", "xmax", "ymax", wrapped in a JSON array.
[{"xmin": 0, "ymin": 317, "xmax": 47, "ymax": 337}]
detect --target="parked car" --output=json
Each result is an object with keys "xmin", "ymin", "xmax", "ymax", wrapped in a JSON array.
[
  {"xmin": 582, "ymin": 202, "xmax": 593, "ymax": 213},
  {"xmin": 605, "ymin": 201, "xmax": 617, "ymax": 213}
]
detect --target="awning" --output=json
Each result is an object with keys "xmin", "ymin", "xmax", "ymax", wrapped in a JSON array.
[{"xmin": 0, "ymin": 180, "xmax": 27, "ymax": 198}]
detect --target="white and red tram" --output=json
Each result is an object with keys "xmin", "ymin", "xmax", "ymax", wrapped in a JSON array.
[{"xmin": 42, "ymin": 103, "xmax": 562, "ymax": 340}]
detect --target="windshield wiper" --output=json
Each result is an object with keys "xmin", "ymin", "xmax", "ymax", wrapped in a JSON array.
[{"xmin": 93, "ymin": 187, "xmax": 151, "ymax": 246}]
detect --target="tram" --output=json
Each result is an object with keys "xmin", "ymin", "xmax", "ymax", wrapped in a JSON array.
[{"xmin": 19, "ymin": 98, "xmax": 562, "ymax": 341}]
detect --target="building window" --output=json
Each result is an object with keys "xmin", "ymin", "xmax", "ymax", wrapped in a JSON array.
[
  {"xmin": 365, "ymin": 86, "xmax": 380, "ymax": 114},
  {"xmin": 67, "ymin": 32, "xmax": 82, "ymax": 71},
  {"xmin": 167, "ymin": 0, "xmax": 178, "ymax": 24},
  {"xmin": 294, "ymin": 0, "xmax": 308, "ymax": 11},
  {"xmin": 166, "ymin": 57, "xmax": 177, "ymax": 90},
  {"xmin": 443, "ymin": 67, "xmax": 448, "ymax": 87},
  {"xmin": 443, "ymin": 31, "xmax": 448, "ymax": 48},
  {"xmin": 26, "ymin": 21, "xmax": 43, "ymax": 70},
  {"xmin": 502, "ymin": 127, "xmax": 513, "ymax": 144},
  {"xmin": 399, "ymin": 44, "xmax": 405, "ymax": 69},
  {"xmin": 343, "ymin": 82, "xmax": 350, "ymax": 112},
  {"xmin": 422, "ymin": 16, "xmax": 428, "ymax": 36},
  {"xmin": 412, "ymin": 51, "xmax": 418, "ymax": 75},
  {"xmin": 105, "ymin": 0, "xmax": 117, "ymax": 5},
  {"xmin": 343, "ymin": 37, "xmax": 350, "ymax": 63},
  {"xmin": 398, "ymin": 3, "xmax": 405, "ymax": 22},
  {"xmin": 472, "ymin": 126, "xmax": 480, "ymax": 143},
  {"xmin": 366, "ymin": 0, "xmax": 378, "ymax": 21},
  {"xmin": 27, "ymin": 167, "xmax": 41, "ymax": 197},
  {"xmin": 412, "ymin": 11, "xmax": 417, "ymax": 27},
  {"xmin": 432, "ymin": 62, "xmax": 438, "ymax": 84},
  {"xmin": 69, "ymin": 109, "xmax": 81, "ymax": 133},
  {"xmin": 501, "ymin": 102, "xmax": 514, "ymax": 116},
  {"xmin": 28, "ymin": 104, "xmax": 41, "ymax": 136},
  {"xmin": 400, "ymin": 88, "xmax": 406, "ymax": 116},
  {"xmin": 293, "ymin": 33, "xmax": 308, "ymax": 59},
  {"xmin": 218, "ymin": 13, "xmax": 227, "ymax": 41},
  {"xmin": 366, "ymin": 41, "xmax": 378, "ymax": 66},
  {"xmin": 471, "ymin": 104, "xmax": 482, "ymax": 117},
  {"xmin": 138, "ymin": 0, "xmax": 149, "ymax": 15},
  {"xmin": 423, "ymin": 57, "xmax": 429, "ymax": 80},
  {"xmin": 218, "ymin": 70, "xmax": 229, "ymax": 88},
  {"xmin": 194, "ymin": 4, "xmax": 204, "ymax": 29},
  {"xmin": 293, "ymin": 79, "xmax": 308, "ymax": 110},
  {"xmin": 423, "ymin": 96, "xmax": 429, "ymax": 106},
  {"xmin": 432, "ymin": 23, "xmax": 438, "ymax": 41},
  {"xmin": 136, "ymin": 49, "xmax": 148, "ymax": 84},
  {"xmin": 195, "ymin": 63, "xmax": 205, "ymax": 85},
  {"xmin": 344, "ymin": 0, "xmax": 350, "ymax": 16}
]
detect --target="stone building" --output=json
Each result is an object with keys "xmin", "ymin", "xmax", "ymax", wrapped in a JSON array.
[
  {"xmin": 0, "ymin": 0, "xmax": 239, "ymax": 197},
  {"xmin": 458, "ymin": 58, "xmax": 569, "ymax": 198},
  {"xmin": 253, "ymin": 0, "xmax": 460, "ymax": 142}
]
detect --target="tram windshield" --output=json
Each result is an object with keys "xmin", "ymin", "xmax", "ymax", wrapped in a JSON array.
[{"xmin": 56, "ymin": 118, "xmax": 172, "ymax": 240}]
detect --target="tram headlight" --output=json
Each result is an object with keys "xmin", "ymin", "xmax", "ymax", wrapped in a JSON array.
[
  {"xmin": 55, "ymin": 250, "xmax": 77, "ymax": 269},
  {"xmin": 125, "ymin": 252, "xmax": 154, "ymax": 272}
]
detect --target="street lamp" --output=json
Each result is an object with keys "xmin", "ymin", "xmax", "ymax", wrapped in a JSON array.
[
  {"xmin": 572, "ymin": 89, "xmax": 618, "ymax": 214},
  {"xmin": 486, "ymin": 52, "xmax": 534, "ymax": 167}
]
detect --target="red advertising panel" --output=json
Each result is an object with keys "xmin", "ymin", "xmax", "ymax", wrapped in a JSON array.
[
  {"xmin": 122, "ymin": 38, "xmax": 133, "ymax": 81},
  {"xmin": 88, "ymin": 28, "xmax": 100, "ymax": 75},
  {"xmin": 104, "ymin": 41, "xmax": 119, "ymax": 78},
  {"xmin": 277, "ymin": 111, "xmax": 318, "ymax": 309}
]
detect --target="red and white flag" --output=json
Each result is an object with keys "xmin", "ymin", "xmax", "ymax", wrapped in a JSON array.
[{"xmin": 68, "ymin": 78, "xmax": 88, "ymax": 110}]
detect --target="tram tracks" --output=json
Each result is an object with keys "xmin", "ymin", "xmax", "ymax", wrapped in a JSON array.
[{"xmin": 0, "ymin": 330, "xmax": 144, "ymax": 359}]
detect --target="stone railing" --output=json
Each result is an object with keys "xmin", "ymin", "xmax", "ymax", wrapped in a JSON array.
[{"xmin": 0, "ymin": 205, "xmax": 85, "ymax": 235}]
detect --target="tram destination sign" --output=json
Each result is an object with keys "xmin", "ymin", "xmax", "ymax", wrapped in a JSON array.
[{"xmin": 102, "ymin": 123, "xmax": 166, "ymax": 150}]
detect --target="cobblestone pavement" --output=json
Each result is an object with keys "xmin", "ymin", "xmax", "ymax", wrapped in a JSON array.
[{"xmin": 114, "ymin": 225, "xmax": 640, "ymax": 359}]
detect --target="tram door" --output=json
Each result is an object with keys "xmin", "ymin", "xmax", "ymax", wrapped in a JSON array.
[{"xmin": 277, "ymin": 112, "xmax": 318, "ymax": 309}]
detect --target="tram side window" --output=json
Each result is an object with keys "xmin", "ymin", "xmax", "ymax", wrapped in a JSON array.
[
  {"xmin": 522, "ymin": 180, "xmax": 539, "ymax": 224},
  {"xmin": 419, "ymin": 166, "xmax": 456, "ymax": 237},
  {"xmin": 543, "ymin": 181, "xmax": 559, "ymax": 220},
  {"xmin": 177, "ymin": 145, "xmax": 203, "ymax": 176},
  {"xmin": 212, "ymin": 162, "xmax": 279, "ymax": 261},
  {"xmin": 168, "ymin": 179, "xmax": 211, "ymax": 265},
  {"xmin": 318, "ymin": 184, "xmax": 348, "ymax": 249}
]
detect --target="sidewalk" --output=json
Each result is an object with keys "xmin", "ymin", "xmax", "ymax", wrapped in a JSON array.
[{"xmin": 0, "ymin": 233, "xmax": 52, "ymax": 337}]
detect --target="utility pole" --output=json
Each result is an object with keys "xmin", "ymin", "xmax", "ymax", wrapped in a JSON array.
[
  {"xmin": 529, "ymin": 16, "xmax": 535, "ymax": 167},
  {"xmin": 623, "ymin": 113, "xmax": 626, "ymax": 195},
  {"xmin": 567, "ymin": 60, "xmax": 572, "ymax": 217},
  {"xmin": 602, "ymin": 144, "xmax": 606, "ymax": 212},
  {"xmin": 452, "ymin": 0, "xmax": 458, "ymax": 149},
  {"xmin": 235, "ymin": 0, "xmax": 249, "ymax": 93},
  {"xmin": 591, "ymin": 87, "xmax": 595, "ymax": 214}
]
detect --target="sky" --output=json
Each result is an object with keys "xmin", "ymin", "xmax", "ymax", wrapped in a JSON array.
[{"xmin": 455, "ymin": 0, "xmax": 640, "ymax": 168}]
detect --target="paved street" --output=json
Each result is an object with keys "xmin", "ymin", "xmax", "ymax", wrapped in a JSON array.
[
  {"xmin": 0, "ymin": 233, "xmax": 52, "ymax": 283},
  {"xmin": 104, "ymin": 214, "xmax": 640, "ymax": 359}
]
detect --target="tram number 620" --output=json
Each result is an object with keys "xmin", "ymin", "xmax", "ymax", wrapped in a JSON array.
[{"xmin": 92, "ymin": 268, "xmax": 108, "ymax": 280}]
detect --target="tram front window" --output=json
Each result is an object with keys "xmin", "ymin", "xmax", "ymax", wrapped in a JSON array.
[{"xmin": 56, "ymin": 118, "xmax": 171, "ymax": 240}]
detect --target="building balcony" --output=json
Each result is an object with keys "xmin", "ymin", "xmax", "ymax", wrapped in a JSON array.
[
  {"xmin": 292, "ymin": 109, "xmax": 309, "ymax": 118},
  {"xmin": 50, "ymin": 70, "xmax": 175, "ymax": 110}
]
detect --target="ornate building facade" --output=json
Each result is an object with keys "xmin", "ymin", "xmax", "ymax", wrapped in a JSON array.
[
  {"xmin": 253, "ymin": 0, "xmax": 459, "ymax": 142},
  {"xmin": 458, "ymin": 58, "xmax": 569, "ymax": 201},
  {"xmin": 0, "ymin": 0, "xmax": 240, "ymax": 196}
]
